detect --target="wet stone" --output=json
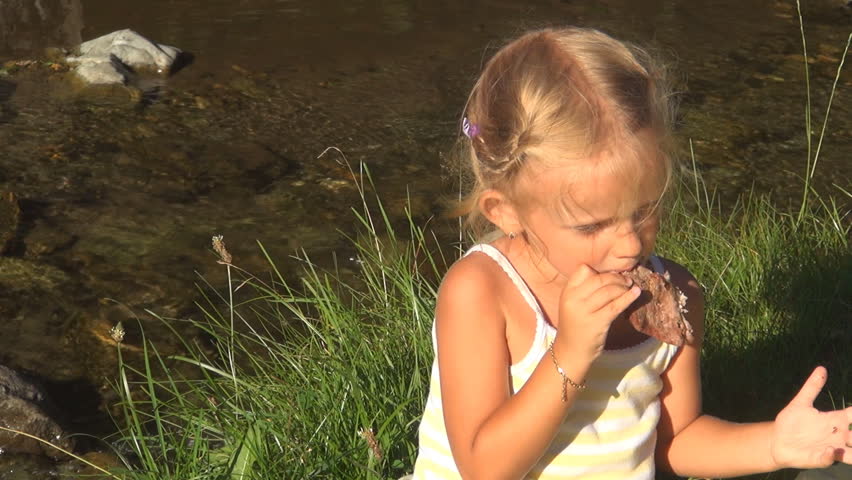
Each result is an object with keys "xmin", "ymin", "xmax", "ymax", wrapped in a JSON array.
[
  {"xmin": 23, "ymin": 221, "xmax": 76, "ymax": 258},
  {"xmin": 0, "ymin": 365, "xmax": 74, "ymax": 460},
  {"xmin": 0, "ymin": 395, "xmax": 73, "ymax": 459},
  {"xmin": 0, "ymin": 365, "xmax": 42, "ymax": 402}
]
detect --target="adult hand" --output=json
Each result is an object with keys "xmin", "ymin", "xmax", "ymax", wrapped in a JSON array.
[
  {"xmin": 554, "ymin": 264, "xmax": 641, "ymax": 363},
  {"xmin": 770, "ymin": 366, "xmax": 852, "ymax": 469}
]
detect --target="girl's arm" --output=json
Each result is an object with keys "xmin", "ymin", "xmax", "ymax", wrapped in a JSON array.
[
  {"xmin": 655, "ymin": 260, "xmax": 852, "ymax": 478},
  {"xmin": 435, "ymin": 255, "xmax": 637, "ymax": 479},
  {"xmin": 653, "ymin": 261, "xmax": 778, "ymax": 476}
]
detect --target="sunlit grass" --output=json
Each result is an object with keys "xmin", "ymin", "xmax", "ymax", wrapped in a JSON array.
[
  {"xmin": 662, "ymin": 177, "xmax": 850, "ymax": 418},
  {"xmin": 107, "ymin": 167, "xmax": 444, "ymax": 479},
  {"xmin": 102, "ymin": 161, "xmax": 849, "ymax": 480}
]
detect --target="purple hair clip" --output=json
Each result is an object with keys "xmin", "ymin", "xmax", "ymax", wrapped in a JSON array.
[{"xmin": 462, "ymin": 117, "xmax": 480, "ymax": 139}]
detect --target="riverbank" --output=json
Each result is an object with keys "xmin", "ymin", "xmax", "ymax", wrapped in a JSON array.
[{"xmin": 99, "ymin": 167, "xmax": 850, "ymax": 480}]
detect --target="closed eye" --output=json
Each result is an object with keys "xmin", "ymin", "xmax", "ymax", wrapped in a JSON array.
[{"xmin": 573, "ymin": 221, "xmax": 609, "ymax": 235}]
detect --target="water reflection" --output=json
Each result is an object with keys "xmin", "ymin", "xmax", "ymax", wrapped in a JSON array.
[{"xmin": 0, "ymin": 0, "xmax": 83, "ymax": 57}]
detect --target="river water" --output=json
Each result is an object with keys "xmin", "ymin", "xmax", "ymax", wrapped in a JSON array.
[{"xmin": 0, "ymin": 0, "xmax": 850, "ymax": 458}]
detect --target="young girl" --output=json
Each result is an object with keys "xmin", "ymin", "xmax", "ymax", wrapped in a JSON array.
[{"xmin": 412, "ymin": 27, "xmax": 851, "ymax": 479}]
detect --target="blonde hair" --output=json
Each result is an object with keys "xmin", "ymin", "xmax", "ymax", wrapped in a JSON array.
[{"xmin": 454, "ymin": 27, "xmax": 676, "ymax": 239}]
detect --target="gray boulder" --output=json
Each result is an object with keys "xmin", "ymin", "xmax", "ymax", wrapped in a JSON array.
[{"xmin": 66, "ymin": 29, "xmax": 181, "ymax": 85}]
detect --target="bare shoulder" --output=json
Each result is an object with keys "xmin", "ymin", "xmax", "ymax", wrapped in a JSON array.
[
  {"xmin": 434, "ymin": 251, "xmax": 510, "ymax": 339},
  {"xmin": 656, "ymin": 257, "xmax": 705, "ymax": 342},
  {"xmin": 437, "ymin": 251, "xmax": 505, "ymax": 317}
]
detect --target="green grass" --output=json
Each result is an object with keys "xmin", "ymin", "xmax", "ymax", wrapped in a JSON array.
[
  {"xmin": 107, "ymin": 174, "xmax": 445, "ymax": 479},
  {"xmin": 660, "ymin": 186, "xmax": 850, "ymax": 426},
  {"xmin": 101, "ymin": 167, "xmax": 850, "ymax": 479}
]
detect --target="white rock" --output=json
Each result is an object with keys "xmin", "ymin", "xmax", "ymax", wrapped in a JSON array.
[
  {"xmin": 66, "ymin": 29, "xmax": 182, "ymax": 85},
  {"xmin": 73, "ymin": 59, "xmax": 127, "ymax": 85}
]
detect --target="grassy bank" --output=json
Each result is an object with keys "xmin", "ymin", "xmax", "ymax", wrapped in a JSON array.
[
  {"xmin": 101, "ymin": 169, "xmax": 850, "ymax": 479},
  {"xmin": 108, "ymin": 182, "xmax": 444, "ymax": 479}
]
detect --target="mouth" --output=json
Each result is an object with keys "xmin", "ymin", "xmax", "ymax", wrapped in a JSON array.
[{"xmin": 606, "ymin": 257, "xmax": 652, "ymax": 274}]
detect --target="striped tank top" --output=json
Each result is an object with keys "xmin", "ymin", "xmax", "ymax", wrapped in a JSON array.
[{"xmin": 412, "ymin": 244, "xmax": 679, "ymax": 480}]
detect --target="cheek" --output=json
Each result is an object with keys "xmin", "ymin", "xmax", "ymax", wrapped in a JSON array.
[
  {"xmin": 548, "ymin": 233, "xmax": 600, "ymax": 271},
  {"xmin": 569, "ymin": 234, "xmax": 610, "ymax": 265}
]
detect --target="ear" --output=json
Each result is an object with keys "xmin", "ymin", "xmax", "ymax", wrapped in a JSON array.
[{"xmin": 478, "ymin": 189, "xmax": 523, "ymax": 236}]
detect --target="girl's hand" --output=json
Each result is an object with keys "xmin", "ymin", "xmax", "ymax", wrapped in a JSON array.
[
  {"xmin": 770, "ymin": 366, "xmax": 852, "ymax": 469},
  {"xmin": 555, "ymin": 264, "xmax": 641, "ymax": 363}
]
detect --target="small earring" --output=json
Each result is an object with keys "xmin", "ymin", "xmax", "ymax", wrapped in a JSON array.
[{"xmin": 508, "ymin": 232, "xmax": 516, "ymax": 240}]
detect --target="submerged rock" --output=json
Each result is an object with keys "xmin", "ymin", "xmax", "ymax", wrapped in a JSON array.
[
  {"xmin": 0, "ymin": 365, "xmax": 43, "ymax": 403},
  {"xmin": 0, "ymin": 364, "xmax": 74, "ymax": 460},
  {"xmin": 0, "ymin": 258, "xmax": 83, "ymax": 381},
  {"xmin": 0, "ymin": 453, "xmax": 56, "ymax": 480},
  {"xmin": 66, "ymin": 29, "xmax": 181, "ymax": 85}
]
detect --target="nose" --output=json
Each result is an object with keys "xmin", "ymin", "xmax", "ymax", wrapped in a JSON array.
[{"xmin": 613, "ymin": 222, "xmax": 643, "ymax": 260}]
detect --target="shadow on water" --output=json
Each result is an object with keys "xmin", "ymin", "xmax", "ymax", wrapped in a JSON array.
[
  {"xmin": 4, "ymin": 197, "xmax": 52, "ymax": 257},
  {"xmin": 169, "ymin": 50, "xmax": 195, "ymax": 76},
  {"xmin": 0, "ymin": 78, "xmax": 16, "ymax": 123},
  {"xmin": 116, "ymin": 50, "xmax": 195, "ymax": 108}
]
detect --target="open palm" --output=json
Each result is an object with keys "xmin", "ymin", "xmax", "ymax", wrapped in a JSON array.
[{"xmin": 770, "ymin": 366, "xmax": 852, "ymax": 469}]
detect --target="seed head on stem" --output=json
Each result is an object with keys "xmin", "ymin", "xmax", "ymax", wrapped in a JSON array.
[
  {"xmin": 212, "ymin": 235, "xmax": 232, "ymax": 264},
  {"xmin": 358, "ymin": 428, "xmax": 383, "ymax": 461}
]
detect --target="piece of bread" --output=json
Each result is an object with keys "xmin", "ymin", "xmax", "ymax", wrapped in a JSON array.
[{"xmin": 622, "ymin": 265, "xmax": 694, "ymax": 346}]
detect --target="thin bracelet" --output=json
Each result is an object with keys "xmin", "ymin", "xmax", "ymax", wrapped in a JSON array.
[{"xmin": 548, "ymin": 341, "xmax": 586, "ymax": 402}]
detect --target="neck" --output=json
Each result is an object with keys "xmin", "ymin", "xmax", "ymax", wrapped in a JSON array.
[{"xmin": 500, "ymin": 238, "xmax": 567, "ymax": 289}]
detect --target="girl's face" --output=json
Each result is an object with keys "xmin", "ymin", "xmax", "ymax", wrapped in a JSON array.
[{"xmin": 517, "ymin": 155, "xmax": 664, "ymax": 282}]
